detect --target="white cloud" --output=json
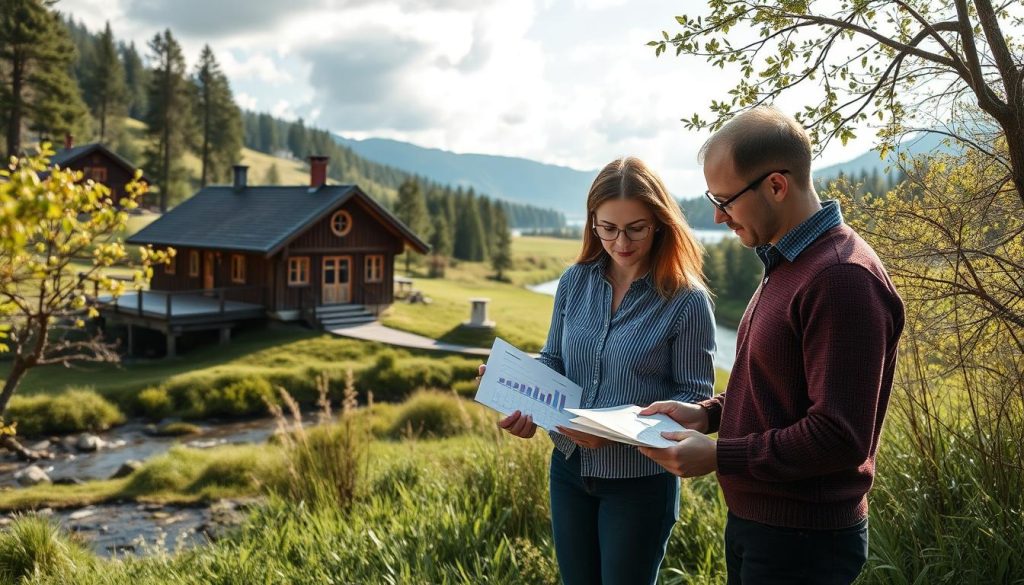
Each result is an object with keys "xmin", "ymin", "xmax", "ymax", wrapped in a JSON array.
[{"xmin": 60, "ymin": 0, "xmax": 886, "ymax": 195}]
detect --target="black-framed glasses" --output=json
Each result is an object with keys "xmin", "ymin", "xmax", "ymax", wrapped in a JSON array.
[
  {"xmin": 591, "ymin": 223, "xmax": 655, "ymax": 242},
  {"xmin": 704, "ymin": 169, "xmax": 790, "ymax": 214}
]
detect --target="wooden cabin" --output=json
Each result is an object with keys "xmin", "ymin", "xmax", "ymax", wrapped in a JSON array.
[
  {"xmin": 102, "ymin": 156, "xmax": 429, "ymax": 356},
  {"xmin": 50, "ymin": 135, "xmax": 148, "ymax": 208}
]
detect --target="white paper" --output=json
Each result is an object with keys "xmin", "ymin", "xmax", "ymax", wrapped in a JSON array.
[
  {"xmin": 474, "ymin": 338, "xmax": 582, "ymax": 431},
  {"xmin": 566, "ymin": 405, "xmax": 687, "ymax": 448}
]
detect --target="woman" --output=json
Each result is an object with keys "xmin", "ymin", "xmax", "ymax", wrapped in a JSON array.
[{"xmin": 482, "ymin": 157, "xmax": 716, "ymax": 584}]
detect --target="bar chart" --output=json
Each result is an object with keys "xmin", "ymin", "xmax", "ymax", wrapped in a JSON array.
[
  {"xmin": 497, "ymin": 377, "xmax": 568, "ymax": 412},
  {"xmin": 475, "ymin": 338, "xmax": 582, "ymax": 431}
]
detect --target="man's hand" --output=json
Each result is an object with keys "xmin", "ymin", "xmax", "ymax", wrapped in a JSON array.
[
  {"xmin": 639, "ymin": 430, "xmax": 718, "ymax": 478},
  {"xmin": 639, "ymin": 400, "xmax": 710, "ymax": 434}
]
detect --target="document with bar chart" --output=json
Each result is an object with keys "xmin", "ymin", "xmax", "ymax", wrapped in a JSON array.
[{"xmin": 475, "ymin": 337, "xmax": 582, "ymax": 431}]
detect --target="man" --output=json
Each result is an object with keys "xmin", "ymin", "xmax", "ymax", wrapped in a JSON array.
[{"xmin": 639, "ymin": 106, "xmax": 905, "ymax": 584}]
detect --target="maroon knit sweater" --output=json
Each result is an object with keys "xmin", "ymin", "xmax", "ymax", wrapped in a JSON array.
[{"xmin": 701, "ymin": 224, "xmax": 904, "ymax": 530}]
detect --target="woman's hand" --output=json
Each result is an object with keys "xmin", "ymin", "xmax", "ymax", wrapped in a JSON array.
[
  {"xmin": 555, "ymin": 426, "xmax": 611, "ymax": 449},
  {"xmin": 480, "ymin": 364, "xmax": 539, "ymax": 439},
  {"xmin": 498, "ymin": 410, "xmax": 538, "ymax": 438}
]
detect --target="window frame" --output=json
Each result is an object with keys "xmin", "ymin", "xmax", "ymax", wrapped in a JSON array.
[
  {"xmin": 288, "ymin": 257, "xmax": 310, "ymax": 286},
  {"xmin": 189, "ymin": 250, "xmax": 200, "ymax": 277},
  {"xmin": 364, "ymin": 254, "xmax": 384, "ymax": 283},
  {"xmin": 230, "ymin": 254, "xmax": 246, "ymax": 284},
  {"xmin": 330, "ymin": 209, "xmax": 353, "ymax": 237}
]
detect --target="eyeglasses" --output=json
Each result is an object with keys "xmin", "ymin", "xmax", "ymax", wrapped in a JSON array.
[
  {"xmin": 704, "ymin": 169, "xmax": 790, "ymax": 214},
  {"xmin": 591, "ymin": 223, "xmax": 655, "ymax": 241}
]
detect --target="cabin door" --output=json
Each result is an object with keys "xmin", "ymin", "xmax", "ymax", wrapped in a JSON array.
[
  {"xmin": 321, "ymin": 256, "xmax": 351, "ymax": 305},
  {"xmin": 203, "ymin": 252, "xmax": 215, "ymax": 290}
]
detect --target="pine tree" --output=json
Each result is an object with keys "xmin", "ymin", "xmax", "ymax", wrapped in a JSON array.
[
  {"xmin": 84, "ymin": 22, "xmax": 126, "ymax": 143},
  {"xmin": 429, "ymin": 214, "xmax": 451, "ymax": 277},
  {"xmin": 287, "ymin": 117, "xmax": 309, "ymax": 159},
  {"xmin": 0, "ymin": 0, "xmax": 89, "ymax": 157},
  {"xmin": 120, "ymin": 41, "xmax": 148, "ymax": 120},
  {"xmin": 454, "ymin": 193, "xmax": 487, "ymax": 262},
  {"xmin": 258, "ymin": 112, "xmax": 277, "ymax": 153},
  {"xmin": 395, "ymin": 178, "xmax": 432, "ymax": 272},
  {"xmin": 265, "ymin": 163, "xmax": 281, "ymax": 185},
  {"xmin": 193, "ymin": 45, "xmax": 242, "ymax": 186},
  {"xmin": 490, "ymin": 205, "xmax": 513, "ymax": 281},
  {"xmin": 144, "ymin": 29, "xmax": 194, "ymax": 211}
]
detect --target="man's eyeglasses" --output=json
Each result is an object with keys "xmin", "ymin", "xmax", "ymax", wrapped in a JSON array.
[
  {"xmin": 592, "ymin": 223, "xmax": 654, "ymax": 242},
  {"xmin": 704, "ymin": 169, "xmax": 790, "ymax": 214}
]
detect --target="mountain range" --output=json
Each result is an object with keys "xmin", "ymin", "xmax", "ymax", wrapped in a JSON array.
[{"xmin": 336, "ymin": 131, "xmax": 952, "ymax": 225}]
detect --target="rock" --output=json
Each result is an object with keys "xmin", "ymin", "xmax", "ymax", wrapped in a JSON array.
[
  {"xmin": 0, "ymin": 517, "xmax": 12, "ymax": 527},
  {"xmin": 15, "ymin": 464, "xmax": 51, "ymax": 486},
  {"xmin": 28, "ymin": 440, "xmax": 51, "ymax": 452},
  {"xmin": 76, "ymin": 433, "xmax": 105, "ymax": 452},
  {"xmin": 69, "ymin": 507, "xmax": 97, "ymax": 521},
  {"xmin": 60, "ymin": 437, "xmax": 78, "ymax": 452},
  {"xmin": 110, "ymin": 460, "xmax": 143, "ymax": 479},
  {"xmin": 151, "ymin": 511, "xmax": 170, "ymax": 520},
  {"xmin": 37, "ymin": 508, "xmax": 54, "ymax": 517},
  {"xmin": 106, "ymin": 439, "xmax": 127, "ymax": 449},
  {"xmin": 53, "ymin": 477, "xmax": 85, "ymax": 486}
]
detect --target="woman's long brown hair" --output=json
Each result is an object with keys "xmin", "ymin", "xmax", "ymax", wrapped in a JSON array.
[{"xmin": 576, "ymin": 157, "xmax": 706, "ymax": 298}]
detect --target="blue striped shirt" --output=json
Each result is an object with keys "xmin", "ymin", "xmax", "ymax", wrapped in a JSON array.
[
  {"xmin": 756, "ymin": 200, "xmax": 844, "ymax": 273},
  {"xmin": 538, "ymin": 258, "xmax": 716, "ymax": 478}
]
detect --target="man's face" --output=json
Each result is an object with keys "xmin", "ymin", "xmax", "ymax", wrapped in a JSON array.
[{"xmin": 702, "ymin": 147, "xmax": 781, "ymax": 248}]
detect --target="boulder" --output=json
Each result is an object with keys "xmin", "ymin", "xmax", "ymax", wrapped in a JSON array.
[
  {"xmin": 76, "ymin": 433, "xmax": 105, "ymax": 452},
  {"xmin": 15, "ymin": 465, "xmax": 51, "ymax": 486},
  {"xmin": 110, "ymin": 460, "xmax": 143, "ymax": 479}
]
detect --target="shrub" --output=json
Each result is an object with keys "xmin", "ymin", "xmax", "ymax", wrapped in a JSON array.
[
  {"xmin": 203, "ymin": 377, "xmax": 275, "ymax": 418},
  {"xmin": 360, "ymin": 355, "xmax": 454, "ymax": 402},
  {"xmin": 135, "ymin": 386, "xmax": 173, "ymax": 421},
  {"xmin": 387, "ymin": 390, "xmax": 493, "ymax": 439},
  {"xmin": 6, "ymin": 388, "xmax": 124, "ymax": 437},
  {"xmin": 0, "ymin": 515, "xmax": 94, "ymax": 582}
]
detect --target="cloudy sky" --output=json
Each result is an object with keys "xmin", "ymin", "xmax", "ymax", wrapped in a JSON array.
[{"xmin": 59, "ymin": 0, "xmax": 878, "ymax": 195}]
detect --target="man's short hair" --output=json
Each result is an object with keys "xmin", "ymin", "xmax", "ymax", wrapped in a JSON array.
[{"xmin": 698, "ymin": 106, "xmax": 813, "ymax": 189}]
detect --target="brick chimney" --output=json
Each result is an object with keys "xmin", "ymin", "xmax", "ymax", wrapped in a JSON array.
[
  {"xmin": 232, "ymin": 165, "xmax": 248, "ymax": 191},
  {"xmin": 64, "ymin": 133, "xmax": 74, "ymax": 150},
  {"xmin": 309, "ymin": 156, "xmax": 329, "ymax": 189}
]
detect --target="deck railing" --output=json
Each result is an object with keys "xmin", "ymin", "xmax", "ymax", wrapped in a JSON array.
[{"xmin": 93, "ymin": 281, "xmax": 268, "ymax": 321}]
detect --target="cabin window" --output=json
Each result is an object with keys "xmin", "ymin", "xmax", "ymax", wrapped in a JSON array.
[
  {"xmin": 82, "ymin": 166, "xmax": 107, "ymax": 182},
  {"xmin": 189, "ymin": 251, "xmax": 200, "ymax": 277},
  {"xmin": 164, "ymin": 252, "xmax": 176, "ymax": 275},
  {"xmin": 231, "ymin": 254, "xmax": 246, "ymax": 283},
  {"xmin": 330, "ymin": 210, "xmax": 353, "ymax": 237},
  {"xmin": 365, "ymin": 255, "xmax": 383, "ymax": 283},
  {"xmin": 288, "ymin": 257, "xmax": 310, "ymax": 286}
]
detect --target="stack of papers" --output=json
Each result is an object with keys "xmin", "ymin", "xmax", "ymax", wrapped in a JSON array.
[
  {"xmin": 566, "ymin": 405, "xmax": 686, "ymax": 448},
  {"xmin": 473, "ymin": 338, "xmax": 685, "ymax": 448}
]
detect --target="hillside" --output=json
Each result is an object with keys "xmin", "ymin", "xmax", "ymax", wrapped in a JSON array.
[{"xmin": 335, "ymin": 136, "xmax": 596, "ymax": 221}]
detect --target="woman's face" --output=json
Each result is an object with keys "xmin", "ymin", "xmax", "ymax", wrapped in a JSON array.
[{"xmin": 592, "ymin": 198, "xmax": 657, "ymax": 272}]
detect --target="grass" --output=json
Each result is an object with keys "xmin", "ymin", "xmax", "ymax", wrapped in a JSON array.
[{"xmin": 0, "ymin": 385, "xmax": 731, "ymax": 584}]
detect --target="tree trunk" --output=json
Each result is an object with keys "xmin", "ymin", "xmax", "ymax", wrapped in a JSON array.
[
  {"xmin": 0, "ymin": 357, "xmax": 27, "ymax": 418},
  {"xmin": 1001, "ymin": 119, "xmax": 1024, "ymax": 207}
]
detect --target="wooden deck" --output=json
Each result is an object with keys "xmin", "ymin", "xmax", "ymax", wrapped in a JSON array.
[{"xmin": 97, "ymin": 287, "xmax": 267, "ymax": 329}]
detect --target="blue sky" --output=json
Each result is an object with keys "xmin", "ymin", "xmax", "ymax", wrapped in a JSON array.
[{"xmin": 59, "ymin": 0, "xmax": 880, "ymax": 195}]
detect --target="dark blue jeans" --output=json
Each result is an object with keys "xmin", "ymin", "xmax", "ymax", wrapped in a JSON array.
[
  {"xmin": 725, "ymin": 511, "xmax": 869, "ymax": 585},
  {"xmin": 549, "ymin": 448, "xmax": 679, "ymax": 585}
]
